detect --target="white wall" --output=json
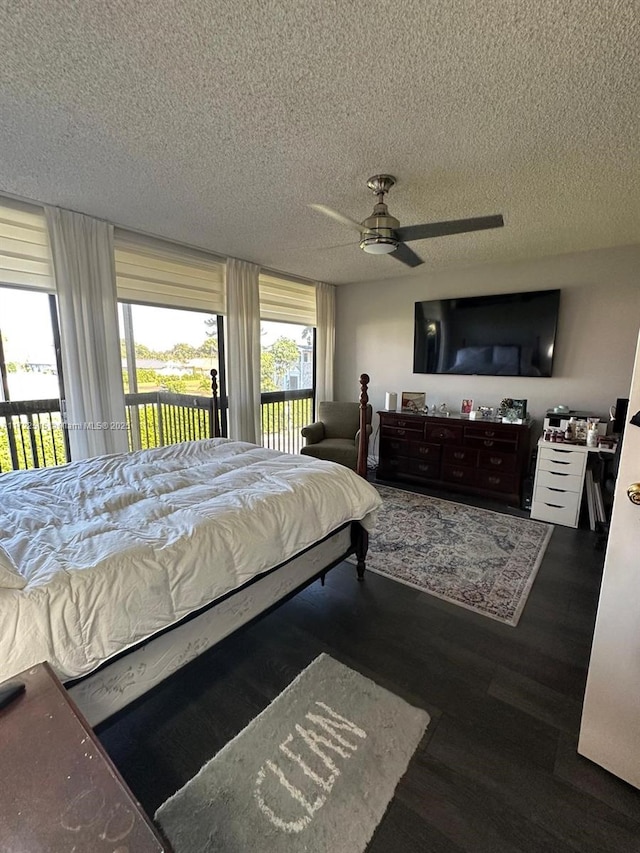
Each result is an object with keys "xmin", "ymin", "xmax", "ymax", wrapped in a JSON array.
[{"xmin": 335, "ymin": 244, "xmax": 640, "ymax": 440}]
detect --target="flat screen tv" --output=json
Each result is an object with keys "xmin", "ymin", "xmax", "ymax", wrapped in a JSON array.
[{"xmin": 413, "ymin": 289, "xmax": 560, "ymax": 377}]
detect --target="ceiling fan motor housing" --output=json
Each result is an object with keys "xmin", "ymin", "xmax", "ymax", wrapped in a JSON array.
[{"xmin": 360, "ymin": 202, "xmax": 400, "ymax": 253}]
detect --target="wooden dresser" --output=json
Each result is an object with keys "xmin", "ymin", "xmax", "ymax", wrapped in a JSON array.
[{"xmin": 377, "ymin": 411, "xmax": 532, "ymax": 506}]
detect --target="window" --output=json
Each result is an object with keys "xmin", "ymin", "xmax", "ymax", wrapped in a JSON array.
[
  {"xmin": 118, "ymin": 302, "xmax": 224, "ymax": 450},
  {"xmin": 258, "ymin": 273, "xmax": 316, "ymax": 453},
  {"xmin": 114, "ymin": 229, "xmax": 227, "ymax": 449}
]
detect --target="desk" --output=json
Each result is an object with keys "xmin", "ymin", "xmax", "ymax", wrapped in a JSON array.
[
  {"xmin": 0, "ymin": 662, "xmax": 170, "ymax": 852},
  {"xmin": 530, "ymin": 440, "xmax": 614, "ymax": 528}
]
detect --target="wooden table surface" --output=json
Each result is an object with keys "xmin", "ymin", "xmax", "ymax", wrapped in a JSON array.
[{"xmin": 0, "ymin": 662, "xmax": 170, "ymax": 852}]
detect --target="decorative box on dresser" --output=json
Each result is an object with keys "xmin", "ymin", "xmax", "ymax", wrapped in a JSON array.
[{"xmin": 377, "ymin": 411, "xmax": 532, "ymax": 507}]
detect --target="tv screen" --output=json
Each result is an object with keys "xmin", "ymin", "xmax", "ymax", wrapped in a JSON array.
[{"xmin": 413, "ymin": 289, "xmax": 561, "ymax": 377}]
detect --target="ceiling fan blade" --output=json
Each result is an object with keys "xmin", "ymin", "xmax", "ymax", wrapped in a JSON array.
[
  {"xmin": 309, "ymin": 204, "xmax": 370, "ymax": 234},
  {"xmin": 396, "ymin": 214, "xmax": 504, "ymax": 243},
  {"xmin": 390, "ymin": 242, "xmax": 424, "ymax": 268}
]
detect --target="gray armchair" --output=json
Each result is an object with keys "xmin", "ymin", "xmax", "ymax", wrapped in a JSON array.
[{"xmin": 300, "ymin": 401, "xmax": 372, "ymax": 470}]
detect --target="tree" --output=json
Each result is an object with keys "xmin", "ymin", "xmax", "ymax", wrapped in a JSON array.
[
  {"xmin": 261, "ymin": 350, "xmax": 278, "ymax": 392},
  {"xmin": 269, "ymin": 337, "xmax": 300, "ymax": 387},
  {"xmin": 170, "ymin": 342, "xmax": 197, "ymax": 363}
]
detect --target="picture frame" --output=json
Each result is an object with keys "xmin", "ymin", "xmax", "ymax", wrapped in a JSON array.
[
  {"xmin": 461, "ymin": 399, "xmax": 473, "ymax": 414},
  {"xmin": 512, "ymin": 398, "xmax": 527, "ymax": 419},
  {"xmin": 401, "ymin": 391, "xmax": 426, "ymax": 413}
]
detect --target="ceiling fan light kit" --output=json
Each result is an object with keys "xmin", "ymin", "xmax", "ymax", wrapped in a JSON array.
[{"xmin": 312, "ymin": 174, "xmax": 505, "ymax": 268}]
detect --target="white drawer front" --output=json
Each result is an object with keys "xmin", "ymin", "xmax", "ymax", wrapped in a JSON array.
[
  {"xmin": 536, "ymin": 468, "xmax": 583, "ymax": 493},
  {"xmin": 531, "ymin": 487, "xmax": 581, "ymax": 527},
  {"xmin": 538, "ymin": 447, "xmax": 587, "ymax": 477}
]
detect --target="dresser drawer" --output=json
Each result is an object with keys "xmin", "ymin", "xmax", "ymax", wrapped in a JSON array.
[
  {"xmin": 465, "ymin": 436, "xmax": 517, "ymax": 454},
  {"xmin": 425, "ymin": 424, "xmax": 463, "ymax": 444},
  {"xmin": 464, "ymin": 424, "xmax": 514, "ymax": 441},
  {"xmin": 536, "ymin": 468, "xmax": 583, "ymax": 493},
  {"xmin": 380, "ymin": 414, "xmax": 424, "ymax": 433},
  {"xmin": 476, "ymin": 469, "xmax": 518, "ymax": 495},
  {"xmin": 409, "ymin": 441, "xmax": 442, "ymax": 461},
  {"xmin": 408, "ymin": 459, "xmax": 440, "ymax": 479},
  {"xmin": 531, "ymin": 487, "xmax": 581, "ymax": 527},
  {"xmin": 377, "ymin": 455, "xmax": 408, "ymax": 476},
  {"xmin": 382, "ymin": 425, "xmax": 423, "ymax": 440},
  {"xmin": 441, "ymin": 463, "xmax": 476, "ymax": 486},
  {"xmin": 538, "ymin": 446, "xmax": 587, "ymax": 477},
  {"xmin": 380, "ymin": 436, "xmax": 410, "ymax": 457},
  {"xmin": 477, "ymin": 449, "xmax": 517, "ymax": 473},
  {"xmin": 443, "ymin": 445, "xmax": 478, "ymax": 466}
]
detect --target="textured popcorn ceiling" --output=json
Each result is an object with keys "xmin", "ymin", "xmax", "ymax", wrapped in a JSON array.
[{"xmin": 0, "ymin": 1, "xmax": 638, "ymax": 284}]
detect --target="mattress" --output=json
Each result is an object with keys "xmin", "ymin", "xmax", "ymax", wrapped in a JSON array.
[{"xmin": 0, "ymin": 439, "xmax": 381, "ymax": 682}]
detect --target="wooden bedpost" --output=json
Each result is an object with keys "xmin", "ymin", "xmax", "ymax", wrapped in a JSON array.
[
  {"xmin": 356, "ymin": 373, "xmax": 370, "ymax": 478},
  {"xmin": 210, "ymin": 369, "xmax": 221, "ymax": 438},
  {"xmin": 352, "ymin": 522, "xmax": 369, "ymax": 582}
]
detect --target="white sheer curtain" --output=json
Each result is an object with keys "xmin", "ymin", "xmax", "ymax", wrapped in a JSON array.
[
  {"xmin": 226, "ymin": 257, "xmax": 261, "ymax": 443},
  {"xmin": 315, "ymin": 281, "xmax": 335, "ymax": 403},
  {"xmin": 45, "ymin": 207, "xmax": 128, "ymax": 459}
]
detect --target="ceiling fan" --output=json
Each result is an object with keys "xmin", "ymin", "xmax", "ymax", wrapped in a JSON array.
[{"xmin": 311, "ymin": 175, "xmax": 504, "ymax": 268}]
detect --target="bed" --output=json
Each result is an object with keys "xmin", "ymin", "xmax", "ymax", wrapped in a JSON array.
[{"xmin": 0, "ymin": 376, "xmax": 380, "ymax": 724}]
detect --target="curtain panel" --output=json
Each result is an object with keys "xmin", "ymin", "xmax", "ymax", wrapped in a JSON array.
[
  {"xmin": 315, "ymin": 281, "xmax": 335, "ymax": 404},
  {"xmin": 226, "ymin": 257, "xmax": 261, "ymax": 443},
  {"xmin": 45, "ymin": 207, "xmax": 128, "ymax": 459}
]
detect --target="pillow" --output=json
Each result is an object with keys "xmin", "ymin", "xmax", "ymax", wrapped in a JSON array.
[
  {"xmin": 0, "ymin": 546, "xmax": 26, "ymax": 589},
  {"xmin": 492, "ymin": 345, "xmax": 520, "ymax": 372},
  {"xmin": 451, "ymin": 346, "xmax": 492, "ymax": 372}
]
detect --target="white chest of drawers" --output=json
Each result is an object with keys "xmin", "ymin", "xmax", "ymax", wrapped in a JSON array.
[{"xmin": 530, "ymin": 442, "xmax": 589, "ymax": 527}]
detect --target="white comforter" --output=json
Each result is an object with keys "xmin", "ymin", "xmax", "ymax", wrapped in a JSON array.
[{"xmin": 0, "ymin": 439, "xmax": 381, "ymax": 682}]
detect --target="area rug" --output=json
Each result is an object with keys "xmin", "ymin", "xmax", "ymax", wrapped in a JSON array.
[
  {"xmin": 356, "ymin": 484, "xmax": 553, "ymax": 626},
  {"xmin": 155, "ymin": 654, "xmax": 429, "ymax": 853}
]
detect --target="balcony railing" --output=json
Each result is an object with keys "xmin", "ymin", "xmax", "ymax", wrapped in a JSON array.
[
  {"xmin": 261, "ymin": 389, "xmax": 313, "ymax": 455},
  {"xmin": 0, "ymin": 399, "xmax": 70, "ymax": 472},
  {"xmin": 1, "ymin": 389, "xmax": 314, "ymax": 473}
]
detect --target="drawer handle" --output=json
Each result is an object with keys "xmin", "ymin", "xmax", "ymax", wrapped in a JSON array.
[
  {"xmin": 488, "ymin": 476, "xmax": 501, "ymax": 485},
  {"xmin": 397, "ymin": 429, "xmax": 406, "ymax": 436},
  {"xmin": 544, "ymin": 502, "xmax": 564, "ymax": 508},
  {"xmin": 419, "ymin": 447, "xmax": 429, "ymax": 455},
  {"xmin": 547, "ymin": 487, "xmax": 567, "ymax": 493},
  {"xmin": 551, "ymin": 449, "xmax": 572, "ymax": 454},
  {"xmin": 489, "ymin": 456, "xmax": 502, "ymax": 465},
  {"xmin": 452, "ymin": 470, "xmax": 464, "ymax": 478},
  {"xmin": 483, "ymin": 440, "xmax": 494, "ymax": 447},
  {"xmin": 398, "ymin": 420, "xmax": 408, "ymax": 427},
  {"xmin": 550, "ymin": 460, "xmax": 570, "ymax": 465},
  {"xmin": 418, "ymin": 464, "xmax": 430, "ymax": 472},
  {"xmin": 548, "ymin": 470, "xmax": 568, "ymax": 476},
  {"xmin": 484, "ymin": 430, "xmax": 495, "ymax": 437},
  {"xmin": 453, "ymin": 451, "xmax": 465, "ymax": 459}
]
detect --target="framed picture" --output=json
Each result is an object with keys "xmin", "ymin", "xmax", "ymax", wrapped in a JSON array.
[
  {"xmin": 512, "ymin": 398, "xmax": 527, "ymax": 419},
  {"xmin": 401, "ymin": 391, "xmax": 426, "ymax": 413},
  {"xmin": 461, "ymin": 398, "xmax": 473, "ymax": 414}
]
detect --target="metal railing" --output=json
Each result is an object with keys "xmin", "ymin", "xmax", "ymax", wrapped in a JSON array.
[
  {"xmin": 1, "ymin": 388, "xmax": 315, "ymax": 472},
  {"xmin": 261, "ymin": 389, "xmax": 314, "ymax": 455},
  {"xmin": 125, "ymin": 391, "xmax": 215, "ymax": 451},
  {"xmin": 0, "ymin": 399, "xmax": 70, "ymax": 472}
]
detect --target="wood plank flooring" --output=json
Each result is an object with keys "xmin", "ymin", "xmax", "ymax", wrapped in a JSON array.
[{"xmin": 98, "ymin": 484, "xmax": 640, "ymax": 852}]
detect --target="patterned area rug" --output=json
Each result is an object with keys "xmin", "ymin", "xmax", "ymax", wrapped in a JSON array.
[
  {"xmin": 359, "ymin": 485, "xmax": 553, "ymax": 626},
  {"xmin": 156, "ymin": 654, "xmax": 429, "ymax": 853}
]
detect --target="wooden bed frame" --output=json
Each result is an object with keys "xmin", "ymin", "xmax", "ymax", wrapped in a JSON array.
[{"xmin": 67, "ymin": 374, "xmax": 372, "ymax": 726}]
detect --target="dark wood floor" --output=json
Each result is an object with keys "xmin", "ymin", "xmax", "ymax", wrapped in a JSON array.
[{"xmin": 98, "ymin": 483, "xmax": 640, "ymax": 852}]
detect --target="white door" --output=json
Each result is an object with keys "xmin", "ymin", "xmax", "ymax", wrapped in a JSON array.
[{"xmin": 579, "ymin": 329, "xmax": 640, "ymax": 787}]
